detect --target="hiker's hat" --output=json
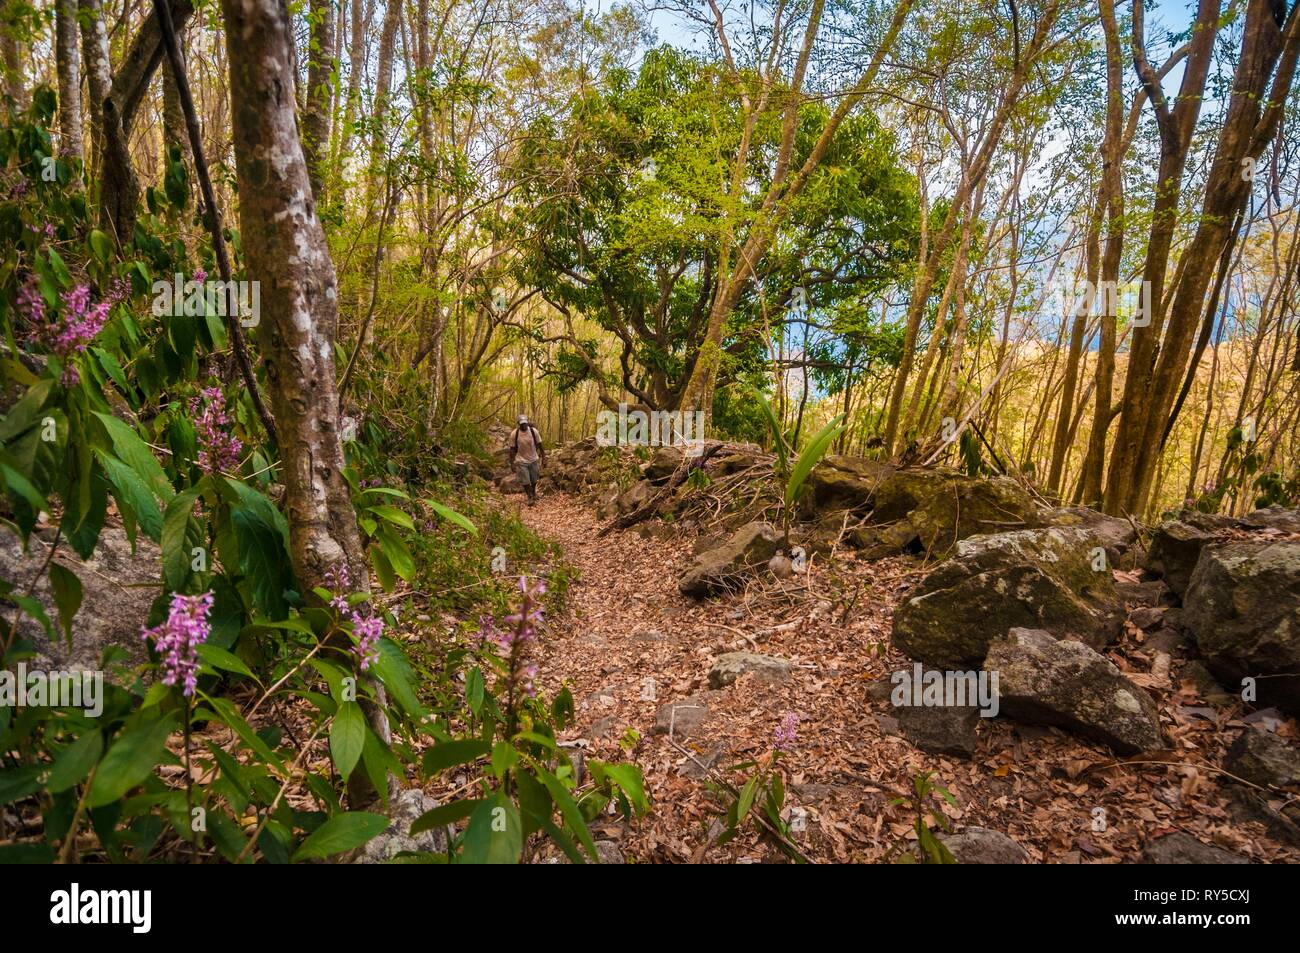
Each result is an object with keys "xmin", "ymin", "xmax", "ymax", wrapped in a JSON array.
[{"xmin": 518, "ymin": 414, "xmax": 529, "ymax": 425}]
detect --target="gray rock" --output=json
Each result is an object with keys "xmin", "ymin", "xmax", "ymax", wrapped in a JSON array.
[
  {"xmin": 1242, "ymin": 507, "xmax": 1300, "ymax": 534},
  {"xmin": 0, "ymin": 525, "xmax": 155, "ymax": 673},
  {"xmin": 1183, "ymin": 541, "xmax": 1300, "ymax": 713},
  {"xmin": 1146, "ymin": 516, "xmax": 1241, "ymax": 599},
  {"xmin": 652, "ymin": 697, "xmax": 712, "ymax": 737},
  {"xmin": 707, "ymin": 651, "xmax": 792, "ymax": 688},
  {"xmin": 1142, "ymin": 831, "xmax": 1249, "ymax": 865},
  {"xmin": 678, "ymin": 522, "xmax": 780, "ymax": 597},
  {"xmin": 1042, "ymin": 505, "xmax": 1138, "ymax": 567},
  {"xmin": 893, "ymin": 526, "xmax": 1124, "ymax": 669},
  {"xmin": 352, "ymin": 789, "xmax": 449, "ymax": 863},
  {"xmin": 1223, "ymin": 730, "xmax": 1300, "ymax": 789},
  {"xmin": 894, "ymin": 703, "xmax": 981, "ymax": 759},
  {"xmin": 985, "ymin": 628, "xmax": 1163, "ymax": 755},
  {"xmin": 1115, "ymin": 579, "xmax": 1171, "ymax": 608},
  {"xmin": 643, "ymin": 446, "xmax": 685, "ymax": 483},
  {"xmin": 939, "ymin": 827, "xmax": 1030, "ymax": 864},
  {"xmin": 803, "ymin": 455, "xmax": 896, "ymax": 512},
  {"xmin": 1128, "ymin": 606, "xmax": 1165, "ymax": 630},
  {"xmin": 616, "ymin": 479, "xmax": 653, "ymax": 514},
  {"xmin": 870, "ymin": 469, "xmax": 1040, "ymax": 556}
]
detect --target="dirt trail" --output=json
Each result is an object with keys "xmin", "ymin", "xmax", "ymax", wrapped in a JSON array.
[{"xmin": 516, "ymin": 491, "xmax": 1298, "ymax": 863}]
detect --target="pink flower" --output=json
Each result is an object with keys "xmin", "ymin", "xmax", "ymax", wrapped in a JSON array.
[
  {"xmin": 189, "ymin": 388, "xmax": 243, "ymax": 473},
  {"xmin": 141, "ymin": 591, "xmax": 214, "ymax": 697}
]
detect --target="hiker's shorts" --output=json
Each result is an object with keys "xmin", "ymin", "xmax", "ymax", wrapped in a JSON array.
[{"xmin": 517, "ymin": 461, "xmax": 540, "ymax": 486}]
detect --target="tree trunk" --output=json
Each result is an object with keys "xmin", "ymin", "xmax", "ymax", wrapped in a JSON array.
[
  {"xmin": 1, "ymin": 0, "xmax": 29, "ymax": 111},
  {"xmin": 220, "ymin": 0, "xmax": 388, "ymax": 803},
  {"xmin": 302, "ymin": 0, "xmax": 335, "ymax": 203},
  {"xmin": 79, "ymin": 0, "xmax": 113, "ymax": 180},
  {"xmin": 55, "ymin": 0, "xmax": 83, "ymax": 162}
]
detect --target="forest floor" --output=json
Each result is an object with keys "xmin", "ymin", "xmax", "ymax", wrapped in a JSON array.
[{"xmin": 515, "ymin": 489, "xmax": 1300, "ymax": 864}]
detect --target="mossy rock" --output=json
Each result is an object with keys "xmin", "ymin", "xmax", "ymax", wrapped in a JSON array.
[{"xmin": 893, "ymin": 526, "xmax": 1124, "ymax": 669}]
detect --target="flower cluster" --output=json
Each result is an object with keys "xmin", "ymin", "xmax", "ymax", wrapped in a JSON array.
[
  {"xmin": 325, "ymin": 561, "xmax": 383, "ymax": 670},
  {"xmin": 482, "ymin": 576, "xmax": 546, "ymax": 699},
  {"xmin": 141, "ymin": 591, "xmax": 214, "ymax": 697},
  {"xmin": 17, "ymin": 279, "xmax": 128, "ymax": 385},
  {"xmin": 774, "ymin": 712, "xmax": 799, "ymax": 751},
  {"xmin": 190, "ymin": 386, "xmax": 243, "ymax": 474}
]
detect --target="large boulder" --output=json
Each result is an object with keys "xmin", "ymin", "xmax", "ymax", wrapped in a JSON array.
[
  {"xmin": 642, "ymin": 445, "xmax": 685, "ymax": 483},
  {"xmin": 0, "ymin": 524, "xmax": 155, "ymax": 672},
  {"xmin": 803, "ymin": 455, "xmax": 895, "ymax": 511},
  {"xmin": 707, "ymin": 652, "xmax": 791, "ymax": 688},
  {"xmin": 616, "ymin": 479, "xmax": 653, "ymax": 514},
  {"xmin": 1242, "ymin": 507, "xmax": 1300, "ymax": 534},
  {"xmin": 893, "ymin": 526, "xmax": 1124, "ymax": 669},
  {"xmin": 1183, "ymin": 541, "xmax": 1300, "ymax": 713},
  {"xmin": 1145, "ymin": 514, "xmax": 1241, "ymax": 599},
  {"xmin": 984, "ymin": 628, "xmax": 1163, "ymax": 755},
  {"xmin": 678, "ymin": 522, "xmax": 780, "ymax": 597},
  {"xmin": 870, "ymin": 469, "xmax": 1040, "ymax": 555},
  {"xmin": 1222, "ymin": 730, "xmax": 1300, "ymax": 789},
  {"xmin": 1041, "ymin": 506, "xmax": 1138, "ymax": 568}
]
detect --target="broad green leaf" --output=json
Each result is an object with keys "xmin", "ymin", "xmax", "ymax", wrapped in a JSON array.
[
  {"xmin": 47, "ymin": 731, "xmax": 104, "ymax": 793},
  {"xmin": 422, "ymin": 739, "xmax": 490, "ymax": 776},
  {"xmin": 410, "ymin": 798, "xmax": 480, "ymax": 836},
  {"xmin": 330, "ymin": 701, "xmax": 366, "ymax": 781},
  {"xmin": 88, "ymin": 713, "xmax": 178, "ymax": 807},
  {"xmin": 786, "ymin": 413, "xmax": 845, "ymax": 507},
  {"xmin": 47, "ymin": 563, "xmax": 82, "ymax": 645},
  {"xmin": 291, "ymin": 812, "xmax": 389, "ymax": 862},
  {"xmin": 425, "ymin": 499, "xmax": 477, "ymax": 535},
  {"xmin": 459, "ymin": 793, "xmax": 522, "ymax": 864}
]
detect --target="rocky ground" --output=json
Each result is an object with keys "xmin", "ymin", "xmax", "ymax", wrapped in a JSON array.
[{"xmin": 506, "ymin": 440, "xmax": 1300, "ymax": 863}]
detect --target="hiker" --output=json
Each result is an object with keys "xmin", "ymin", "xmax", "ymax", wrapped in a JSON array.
[{"xmin": 508, "ymin": 414, "xmax": 546, "ymax": 505}]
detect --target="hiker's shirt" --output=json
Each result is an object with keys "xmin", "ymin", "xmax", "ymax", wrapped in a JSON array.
[{"xmin": 515, "ymin": 427, "xmax": 540, "ymax": 465}]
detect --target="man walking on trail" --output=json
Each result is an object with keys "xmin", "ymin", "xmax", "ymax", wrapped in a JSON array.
[{"xmin": 509, "ymin": 414, "xmax": 546, "ymax": 505}]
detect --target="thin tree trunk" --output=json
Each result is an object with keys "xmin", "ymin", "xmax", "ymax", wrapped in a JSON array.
[{"xmin": 55, "ymin": 0, "xmax": 83, "ymax": 161}]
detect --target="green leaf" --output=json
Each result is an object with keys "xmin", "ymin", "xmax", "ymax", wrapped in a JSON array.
[
  {"xmin": 425, "ymin": 499, "xmax": 477, "ymax": 535},
  {"xmin": 161, "ymin": 487, "xmax": 201, "ymax": 590},
  {"xmin": 94, "ymin": 450, "xmax": 163, "ymax": 543},
  {"xmin": 205, "ymin": 696, "xmax": 284, "ymax": 772},
  {"xmin": 375, "ymin": 526, "xmax": 414, "ymax": 582},
  {"xmin": 526, "ymin": 757, "xmax": 598, "ymax": 861},
  {"xmin": 330, "ymin": 701, "xmax": 366, "ymax": 781},
  {"xmin": 371, "ymin": 638, "xmax": 425, "ymax": 719},
  {"xmin": 369, "ymin": 542, "xmax": 396, "ymax": 592},
  {"xmin": 47, "ymin": 562, "xmax": 82, "ymax": 644},
  {"xmin": 88, "ymin": 229, "xmax": 112, "ymax": 264},
  {"xmin": 48, "ymin": 731, "xmax": 104, "ymax": 793},
  {"xmin": 465, "ymin": 667, "xmax": 485, "ymax": 717},
  {"xmin": 196, "ymin": 643, "xmax": 257, "ymax": 681},
  {"xmin": 366, "ymin": 504, "xmax": 414, "ymax": 530},
  {"xmin": 410, "ymin": 798, "xmax": 480, "ymax": 836},
  {"xmin": 786, "ymin": 414, "xmax": 845, "ymax": 507},
  {"xmin": 422, "ymin": 739, "xmax": 490, "ymax": 776},
  {"xmin": 291, "ymin": 811, "xmax": 389, "ymax": 862},
  {"xmin": 756, "ymin": 390, "xmax": 790, "ymax": 476},
  {"xmin": 91, "ymin": 412, "xmax": 173, "ymax": 500},
  {"xmin": 88, "ymin": 713, "xmax": 177, "ymax": 807},
  {"xmin": 459, "ymin": 793, "xmax": 522, "ymax": 864}
]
